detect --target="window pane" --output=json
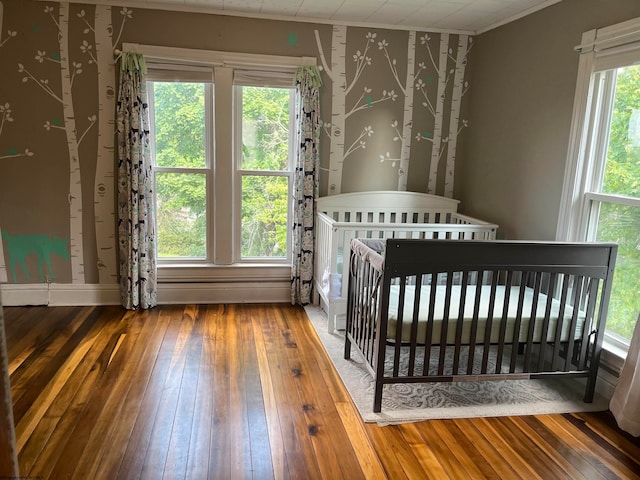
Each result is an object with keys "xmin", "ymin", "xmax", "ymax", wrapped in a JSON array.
[
  {"xmin": 241, "ymin": 175, "xmax": 288, "ymax": 258},
  {"xmin": 240, "ymin": 86, "xmax": 291, "ymax": 171},
  {"xmin": 153, "ymin": 82, "xmax": 206, "ymax": 168},
  {"xmin": 602, "ymin": 65, "xmax": 640, "ymax": 198},
  {"xmin": 156, "ymin": 172, "xmax": 207, "ymax": 258},
  {"xmin": 594, "ymin": 201, "xmax": 640, "ymax": 340}
]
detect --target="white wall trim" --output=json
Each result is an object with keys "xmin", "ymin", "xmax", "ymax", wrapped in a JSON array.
[
  {"xmin": 0, "ymin": 284, "xmax": 49, "ymax": 306},
  {"xmin": 158, "ymin": 282, "xmax": 290, "ymax": 304},
  {"xmin": 0, "ymin": 281, "xmax": 289, "ymax": 306}
]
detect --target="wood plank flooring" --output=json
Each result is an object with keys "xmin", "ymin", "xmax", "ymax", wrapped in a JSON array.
[{"xmin": 4, "ymin": 303, "xmax": 640, "ymax": 479}]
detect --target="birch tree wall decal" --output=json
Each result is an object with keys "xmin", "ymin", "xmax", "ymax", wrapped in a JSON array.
[
  {"xmin": 0, "ymin": 1, "xmax": 17, "ymax": 48},
  {"xmin": 18, "ymin": 4, "xmax": 94, "ymax": 283},
  {"xmin": 315, "ymin": 25, "xmax": 347, "ymax": 195},
  {"xmin": 376, "ymin": 32, "xmax": 417, "ymax": 190},
  {"xmin": 93, "ymin": 5, "xmax": 118, "ymax": 283},
  {"xmin": 77, "ymin": 6, "xmax": 130, "ymax": 284},
  {"xmin": 58, "ymin": 4, "xmax": 85, "ymax": 283},
  {"xmin": 427, "ymin": 33, "xmax": 450, "ymax": 194},
  {"xmin": 444, "ymin": 35, "xmax": 471, "ymax": 198},
  {"xmin": 316, "ymin": 28, "xmax": 398, "ymax": 194}
]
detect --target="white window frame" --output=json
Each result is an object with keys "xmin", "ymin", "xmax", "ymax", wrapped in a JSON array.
[
  {"xmin": 125, "ymin": 43, "xmax": 316, "ymax": 283},
  {"xmin": 147, "ymin": 71, "xmax": 215, "ymax": 265},
  {"xmin": 233, "ymin": 77, "xmax": 296, "ymax": 264},
  {"xmin": 557, "ymin": 17, "xmax": 640, "ymax": 362}
]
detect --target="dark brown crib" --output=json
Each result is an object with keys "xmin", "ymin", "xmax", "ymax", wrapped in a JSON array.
[{"xmin": 345, "ymin": 239, "xmax": 617, "ymax": 413}]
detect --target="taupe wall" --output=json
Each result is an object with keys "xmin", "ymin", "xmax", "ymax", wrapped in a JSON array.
[
  {"xmin": 0, "ymin": 0, "xmax": 471, "ymax": 284},
  {"xmin": 460, "ymin": 0, "xmax": 640, "ymax": 240}
]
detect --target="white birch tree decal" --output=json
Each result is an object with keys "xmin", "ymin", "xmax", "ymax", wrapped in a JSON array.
[
  {"xmin": 17, "ymin": 4, "xmax": 96, "ymax": 283},
  {"xmin": 93, "ymin": 5, "xmax": 117, "ymax": 283},
  {"xmin": 427, "ymin": 33, "xmax": 450, "ymax": 194},
  {"xmin": 376, "ymin": 32, "xmax": 417, "ymax": 190},
  {"xmin": 77, "ymin": 6, "xmax": 130, "ymax": 283},
  {"xmin": 0, "ymin": 1, "xmax": 17, "ymax": 49},
  {"xmin": 315, "ymin": 25, "xmax": 347, "ymax": 194},
  {"xmin": 316, "ymin": 28, "xmax": 398, "ymax": 194},
  {"xmin": 444, "ymin": 35, "xmax": 471, "ymax": 198}
]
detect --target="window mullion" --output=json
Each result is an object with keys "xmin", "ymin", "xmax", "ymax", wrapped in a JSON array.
[{"xmin": 213, "ymin": 67, "xmax": 235, "ymax": 265}]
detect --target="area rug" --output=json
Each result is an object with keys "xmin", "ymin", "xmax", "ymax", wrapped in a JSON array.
[{"xmin": 304, "ymin": 306, "xmax": 610, "ymax": 425}]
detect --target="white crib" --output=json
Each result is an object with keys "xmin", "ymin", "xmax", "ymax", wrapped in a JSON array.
[{"xmin": 314, "ymin": 191, "xmax": 498, "ymax": 332}]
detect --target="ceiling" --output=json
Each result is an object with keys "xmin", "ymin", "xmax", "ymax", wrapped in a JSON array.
[{"xmin": 96, "ymin": 0, "xmax": 563, "ymax": 34}]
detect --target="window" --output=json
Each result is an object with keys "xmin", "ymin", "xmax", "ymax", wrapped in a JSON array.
[
  {"xmin": 150, "ymin": 81, "xmax": 210, "ymax": 259},
  {"xmin": 147, "ymin": 63, "xmax": 295, "ymax": 267},
  {"xmin": 558, "ymin": 20, "xmax": 640, "ymax": 350},
  {"xmin": 236, "ymin": 84, "xmax": 294, "ymax": 260}
]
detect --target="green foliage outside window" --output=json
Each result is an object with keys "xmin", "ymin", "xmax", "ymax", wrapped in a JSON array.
[
  {"xmin": 240, "ymin": 86, "xmax": 292, "ymax": 258},
  {"xmin": 153, "ymin": 82, "xmax": 207, "ymax": 258},
  {"xmin": 595, "ymin": 66, "xmax": 640, "ymax": 340},
  {"xmin": 152, "ymin": 82, "xmax": 292, "ymax": 260}
]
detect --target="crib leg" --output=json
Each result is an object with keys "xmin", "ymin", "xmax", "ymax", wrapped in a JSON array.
[
  {"xmin": 344, "ymin": 336, "xmax": 351, "ymax": 360},
  {"xmin": 373, "ymin": 382, "xmax": 384, "ymax": 413}
]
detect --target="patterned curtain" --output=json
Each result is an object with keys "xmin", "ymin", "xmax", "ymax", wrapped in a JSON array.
[
  {"xmin": 291, "ymin": 66, "xmax": 322, "ymax": 305},
  {"xmin": 116, "ymin": 52, "xmax": 157, "ymax": 309}
]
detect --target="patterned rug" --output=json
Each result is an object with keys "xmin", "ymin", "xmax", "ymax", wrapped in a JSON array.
[{"xmin": 304, "ymin": 306, "xmax": 610, "ymax": 425}]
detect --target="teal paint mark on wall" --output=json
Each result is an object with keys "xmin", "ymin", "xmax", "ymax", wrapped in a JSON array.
[
  {"xmin": 366, "ymin": 96, "xmax": 372, "ymax": 108},
  {"xmin": 31, "ymin": 24, "xmax": 39, "ymax": 32},
  {"xmin": 1, "ymin": 232, "xmax": 70, "ymax": 283},
  {"xmin": 6, "ymin": 148, "xmax": 17, "ymax": 155},
  {"xmin": 288, "ymin": 32, "xmax": 298, "ymax": 46},
  {"xmin": 423, "ymin": 131, "xmax": 432, "ymax": 139}
]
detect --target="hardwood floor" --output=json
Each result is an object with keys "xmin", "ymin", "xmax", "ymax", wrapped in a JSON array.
[{"xmin": 4, "ymin": 303, "xmax": 640, "ymax": 479}]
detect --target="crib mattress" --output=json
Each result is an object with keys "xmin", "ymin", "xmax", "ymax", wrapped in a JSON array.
[{"xmin": 387, "ymin": 285, "xmax": 585, "ymax": 345}]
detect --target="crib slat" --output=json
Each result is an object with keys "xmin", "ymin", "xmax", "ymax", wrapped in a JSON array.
[
  {"xmin": 551, "ymin": 274, "xmax": 571, "ymax": 370},
  {"xmin": 393, "ymin": 277, "xmax": 407, "ymax": 377},
  {"xmin": 564, "ymin": 276, "xmax": 585, "ymax": 371},
  {"xmin": 481, "ymin": 272, "xmax": 499, "ymax": 374},
  {"xmin": 537, "ymin": 273, "xmax": 558, "ymax": 372},
  {"xmin": 407, "ymin": 275, "xmax": 423, "ymax": 376},
  {"xmin": 509, "ymin": 271, "xmax": 528, "ymax": 373},
  {"xmin": 453, "ymin": 271, "xmax": 470, "ymax": 375},
  {"xmin": 466, "ymin": 271, "xmax": 484, "ymax": 375},
  {"xmin": 578, "ymin": 278, "xmax": 600, "ymax": 370},
  {"xmin": 438, "ymin": 273, "xmax": 454, "ymax": 376},
  {"xmin": 495, "ymin": 271, "xmax": 514, "ymax": 374},
  {"xmin": 421, "ymin": 274, "xmax": 439, "ymax": 377},
  {"xmin": 523, "ymin": 272, "xmax": 542, "ymax": 373}
]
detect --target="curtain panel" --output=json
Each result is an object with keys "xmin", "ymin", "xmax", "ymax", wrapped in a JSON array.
[
  {"xmin": 610, "ymin": 315, "xmax": 640, "ymax": 436},
  {"xmin": 116, "ymin": 52, "xmax": 157, "ymax": 309},
  {"xmin": 291, "ymin": 66, "xmax": 322, "ymax": 305}
]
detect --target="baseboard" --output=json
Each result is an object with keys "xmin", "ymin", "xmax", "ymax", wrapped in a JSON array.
[
  {"xmin": 0, "ymin": 281, "xmax": 290, "ymax": 306},
  {"xmin": 157, "ymin": 281, "xmax": 290, "ymax": 304}
]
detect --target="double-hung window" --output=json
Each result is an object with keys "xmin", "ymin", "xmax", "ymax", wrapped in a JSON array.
[
  {"xmin": 140, "ymin": 46, "xmax": 300, "ymax": 279},
  {"xmin": 558, "ymin": 19, "xmax": 640, "ymax": 354}
]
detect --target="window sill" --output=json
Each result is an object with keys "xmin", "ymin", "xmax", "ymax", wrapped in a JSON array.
[
  {"xmin": 601, "ymin": 339, "xmax": 627, "ymax": 375},
  {"xmin": 158, "ymin": 263, "xmax": 291, "ymax": 283}
]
